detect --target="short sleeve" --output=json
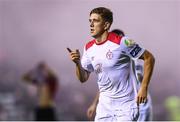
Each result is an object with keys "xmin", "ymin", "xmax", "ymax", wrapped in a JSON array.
[
  {"xmin": 81, "ymin": 46, "xmax": 94, "ymax": 72},
  {"xmin": 120, "ymin": 36, "xmax": 145, "ymax": 60}
]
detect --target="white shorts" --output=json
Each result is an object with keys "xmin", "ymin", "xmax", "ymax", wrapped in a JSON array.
[
  {"xmin": 138, "ymin": 96, "xmax": 153, "ymax": 121},
  {"xmin": 95, "ymin": 108, "xmax": 139, "ymax": 122},
  {"xmin": 95, "ymin": 96, "xmax": 139, "ymax": 122},
  {"xmin": 138, "ymin": 104, "xmax": 153, "ymax": 121}
]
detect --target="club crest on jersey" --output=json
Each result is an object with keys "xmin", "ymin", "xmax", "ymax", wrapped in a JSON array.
[
  {"xmin": 106, "ymin": 50, "xmax": 113, "ymax": 60},
  {"xmin": 125, "ymin": 39, "xmax": 135, "ymax": 47}
]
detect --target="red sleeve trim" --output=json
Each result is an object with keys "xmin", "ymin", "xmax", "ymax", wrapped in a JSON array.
[
  {"xmin": 85, "ymin": 39, "xmax": 95, "ymax": 50},
  {"xmin": 107, "ymin": 32, "xmax": 122, "ymax": 45}
]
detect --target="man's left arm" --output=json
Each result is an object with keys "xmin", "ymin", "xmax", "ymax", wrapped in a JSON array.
[{"xmin": 137, "ymin": 50, "xmax": 155, "ymax": 105}]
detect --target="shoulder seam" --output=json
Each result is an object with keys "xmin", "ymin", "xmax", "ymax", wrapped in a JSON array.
[
  {"xmin": 85, "ymin": 39, "xmax": 95, "ymax": 50},
  {"xmin": 108, "ymin": 32, "xmax": 123, "ymax": 45}
]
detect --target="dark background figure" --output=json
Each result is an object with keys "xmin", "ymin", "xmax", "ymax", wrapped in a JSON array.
[{"xmin": 22, "ymin": 62, "xmax": 59, "ymax": 121}]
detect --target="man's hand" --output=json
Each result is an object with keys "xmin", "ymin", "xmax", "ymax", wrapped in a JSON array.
[
  {"xmin": 67, "ymin": 47, "xmax": 89, "ymax": 83},
  {"xmin": 137, "ymin": 86, "xmax": 148, "ymax": 105},
  {"xmin": 67, "ymin": 47, "xmax": 81, "ymax": 64},
  {"xmin": 87, "ymin": 104, "xmax": 97, "ymax": 120}
]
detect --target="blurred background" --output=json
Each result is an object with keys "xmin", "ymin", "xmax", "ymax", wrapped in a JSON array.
[{"xmin": 0, "ymin": 0, "xmax": 180, "ymax": 120}]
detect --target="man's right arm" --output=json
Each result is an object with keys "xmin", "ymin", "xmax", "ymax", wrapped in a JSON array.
[
  {"xmin": 75, "ymin": 61, "xmax": 90, "ymax": 83},
  {"xmin": 67, "ymin": 48, "xmax": 90, "ymax": 83}
]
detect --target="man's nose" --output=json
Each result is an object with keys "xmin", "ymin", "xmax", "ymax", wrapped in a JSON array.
[{"xmin": 90, "ymin": 21, "xmax": 94, "ymax": 27}]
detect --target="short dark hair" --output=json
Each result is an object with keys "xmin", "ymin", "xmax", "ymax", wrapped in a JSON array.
[{"xmin": 90, "ymin": 7, "xmax": 113, "ymax": 24}]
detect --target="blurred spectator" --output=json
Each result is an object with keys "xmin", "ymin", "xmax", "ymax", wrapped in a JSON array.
[{"xmin": 22, "ymin": 61, "xmax": 59, "ymax": 121}]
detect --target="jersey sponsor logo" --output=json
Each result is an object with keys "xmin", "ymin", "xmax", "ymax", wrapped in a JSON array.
[
  {"xmin": 106, "ymin": 50, "xmax": 113, "ymax": 60},
  {"xmin": 130, "ymin": 44, "xmax": 142, "ymax": 57},
  {"xmin": 95, "ymin": 63, "xmax": 102, "ymax": 74},
  {"xmin": 125, "ymin": 39, "xmax": 135, "ymax": 47}
]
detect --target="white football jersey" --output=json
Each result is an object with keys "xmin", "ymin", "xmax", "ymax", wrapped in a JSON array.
[{"xmin": 81, "ymin": 32, "xmax": 145, "ymax": 109}]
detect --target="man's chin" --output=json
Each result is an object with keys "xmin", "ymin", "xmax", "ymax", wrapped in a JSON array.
[{"xmin": 91, "ymin": 34, "xmax": 98, "ymax": 38}]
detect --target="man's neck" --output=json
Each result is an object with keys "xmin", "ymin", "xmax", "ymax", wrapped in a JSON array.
[{"xmin": 95, "ymin": 31, "xmax": 108, "ymax": 44}]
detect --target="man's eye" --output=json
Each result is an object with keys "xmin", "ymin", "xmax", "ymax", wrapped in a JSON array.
[{"xmin": 94, "ymin": 19, "xmax": 99, "ymax": 22}]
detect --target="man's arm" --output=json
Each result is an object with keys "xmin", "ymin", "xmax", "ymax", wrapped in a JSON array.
[
  {"xmin": 22, "ymin": 70, "xmax": 35, "ymax": 83},
  {"xmin": 67, "ymin": 48, "xmax": 90, "ymax": 83},
  {"xmin": 137, "ymin": 50, "xmax": 155, "ymax": 104},
  {"xmin": 75, "ymin": 62, "xmax": 90, "ymax": 83},
  {"xmin": 87, "ymin": 92, "xmax": 99, "ymax": 120}
]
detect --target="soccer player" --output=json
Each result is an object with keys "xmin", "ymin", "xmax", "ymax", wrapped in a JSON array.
[
  {"xmin": 22, "ymin": 61, "xmax": 58, "ymax": 121},
  {"xmin": 86, "ymin": 29, "xmax": 125, "ymax": 120},
  {"xmin": 87, "ymin": 29, "xmax": 153, "ymax": 121},
  {"xmin": 67, "ymin": 7, "xmax": 155, "ymax": 121}
]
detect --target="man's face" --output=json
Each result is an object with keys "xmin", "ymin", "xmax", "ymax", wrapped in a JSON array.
[{"xmin": 89, "ymin": 13, "xmax": 106, "ymax": 38}]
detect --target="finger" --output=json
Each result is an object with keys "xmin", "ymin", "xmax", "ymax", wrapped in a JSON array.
[
  {"xmin": 71, "ymin": 52, "xmax": 80, "ymax": 57},
  {"xmin": 87, "ymin": 110, "xmax": 90, "ymax": 118},
  {"xmin": 76, "ymin": 49, "xmax": 80, "ymax": 53},
  {"xmin": 89, "ymin": 112, "xmax": 94, "ymax": 120},
  {"xmin": 67, "ymin": 47, "xmax": 72, "ymax": 53},
  {"xmin": 71, "ymin": 55, "xmax": 80, "ymax": 59},
  {"xmin": 140, "ymin": 97, "xmax": 144, "ymax": 103},
  {"xmin": 141, "ymin": 97, "xmax": 147, "ymax": 103},
  {"xmin": 136, "ymin": 96, "xmax": 140, "ymax": 106},
  {"xmin": 142, "ymin": 98, "xmax": 147, "ymax": 103},
  {"xmin": 88, "ymin": 111, "xmax": 92, "ymax": 118},
  {"xmin": 71, "ymin": 52, "xmax": 80, "ymax": 55},
  {"xmin": 87, "ymin": 111, "xmax": 92, "ymax": 119}
]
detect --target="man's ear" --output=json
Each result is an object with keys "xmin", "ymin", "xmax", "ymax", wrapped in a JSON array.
[{"xmin": 104, "ymin": 22, "xmax": 111, "ymax": 30}]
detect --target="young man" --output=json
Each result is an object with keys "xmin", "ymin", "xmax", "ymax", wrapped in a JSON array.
[
  {"xmin": 22, "ymin": 62, "xmax": 58, "ymax": 121},
  {"xmin": 67, "ymin": 7, "xmax": 155, "ymax": 121},
  {"xmin": 87, "ymin": 29, "xmax": 153, "ymax": 121},
  {"xmin": 86, "ymin": 29, "xmax": 125, "ymax": 120}
]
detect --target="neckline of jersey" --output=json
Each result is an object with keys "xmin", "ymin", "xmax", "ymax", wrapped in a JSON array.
[
  {"xmin": 95, "ymin": 39, "xmax": 107, "ymax": 45},
  {"xmin": 94, "ymin": 33, "xmax": 111, "ymax": 45}
]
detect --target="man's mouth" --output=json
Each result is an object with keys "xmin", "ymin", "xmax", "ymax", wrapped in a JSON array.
[{"xmin": 90, "ymin": 29, "xmax": 94, "ymax": 33}]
